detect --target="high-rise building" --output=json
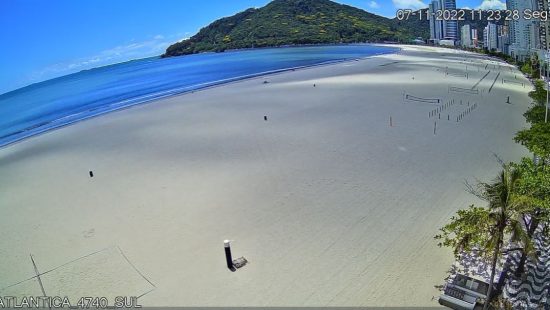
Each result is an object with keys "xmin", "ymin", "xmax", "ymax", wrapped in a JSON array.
[
  {"xmin": 461, "ymin": 25, "xmax": 472, "ymax": 47},
  {"xmin": 507, "ymin": 0, "xmax": 539, "ymax": 60},
  {"xmin": 535, "ymin": 0, "xmax": 550, "ymax": 66},
  {"xmin": 429, "ymin": 0, "xmax": 458, "ymax": 44},
  {"xmin": 442, "ymin": 0, "xmax": 458, "ymax": 40},
  {"xmin": 537, "ymin": 0, "xmax": 549, "ymax": 51},
  {"xmin": 498, "ymin": 25, "xmax": 510, "ymax": 54},
  {"xmin": 485, "ymin": 23, "xmax": 499, "ymax": 51},
  {"xmin": 471, "ymin": 29, "xmax": 479, "ymax": 48},
  {"xmin": 429, "ymin": 1, "xmax": 443, "ymax": 44},
  {"xmin": 483, "ymin": 27, "xmax": 488, "ymax": 49}
]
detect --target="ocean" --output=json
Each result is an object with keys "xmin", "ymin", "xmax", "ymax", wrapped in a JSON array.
[{"xmin": 0, "ymin": 44, "xmax": 398, "ymax": 147}]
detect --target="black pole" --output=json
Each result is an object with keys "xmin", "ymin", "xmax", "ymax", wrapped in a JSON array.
[{"xmin": 224, "ymin": 240, "xmax": 233, "ymax": 270}]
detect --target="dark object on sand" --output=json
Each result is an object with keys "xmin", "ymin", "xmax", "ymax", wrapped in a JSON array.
[
  {"xmin": 507, "ymin": 96, "xmax": 511, "ymax": 104},
  {"xmin": 263, "ymin": 80, "xmax": 269, "ymax": 84},
  {"xmin": 264, "ymin": 116, "xmax": 268, "ymax": 121},
  {"xmin": 313, "ymin": 84, "xmax": 316, "ymax": 87},
  {"xmin": 89, "ymin": 171, "xmax": 94, "ymax": 178},
  {"xmin": 232, "ymin": 257, "xmax": 248, "ymax": 269},
  {"xmin": 224, "ymin": 240, "xmax": 233, "ymax": 270}
]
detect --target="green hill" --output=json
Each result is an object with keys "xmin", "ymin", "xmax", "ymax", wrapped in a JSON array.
[
  {"xmin": 163, "ymin": 0, "xmax": 419, "ymax": 57},
  {"xmin": 163, "ymin": 1, "xmax": 505, "ymax": 57},
  {"xmin": 392, "ymin": 9, "xmax": 430, "ymax": 39}
]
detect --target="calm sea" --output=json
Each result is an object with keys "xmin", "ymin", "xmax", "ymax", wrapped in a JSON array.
[{"xmin": 0, "ymin": 44, "xmax": 398, "ymax": 147}]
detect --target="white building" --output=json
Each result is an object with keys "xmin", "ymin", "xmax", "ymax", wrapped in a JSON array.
[
  {"xmin": 439, "ymin": 39, "xmax": 455, "ymax": 46},
  {"xmin": 507, "ymin": 0, "xmax": 539, "ymax": 60},
  {"xmin": 484, "ymin": 23, "xmax": 499, "ymax": 51},
  {"xmin": 461, "ymin": 25, "xmax": 472, "ymax": 47}
]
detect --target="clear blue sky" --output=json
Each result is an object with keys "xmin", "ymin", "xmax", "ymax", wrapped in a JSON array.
[{"xmin": 0, "ymin": 0, "xmax": 505, "ymax": 94}]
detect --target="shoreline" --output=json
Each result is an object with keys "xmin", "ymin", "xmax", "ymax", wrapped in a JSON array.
[
  {"xmin": 0, "ymin": 44, "xmax": 400, "ymax": 150},
  {"xmin": 161, "ymin": 42, "xmax": 404, "ymax": 58}
]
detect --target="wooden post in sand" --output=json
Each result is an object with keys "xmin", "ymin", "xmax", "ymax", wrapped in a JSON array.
[
  {"xmin": 224, "ymin": 240, "xmax": 233, "ymax": 270},
  {"xmin": 390, "ymin": 116, "xmax": 393, "ymax": 127},
  {"xmin": 264, "ymin": 116, "xmax": 268, "ymax": 121}
]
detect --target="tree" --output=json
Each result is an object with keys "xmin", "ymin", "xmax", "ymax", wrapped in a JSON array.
[
  {"xmin": 521, "ymin": 61, "xmax": 533, "ymax": 77},
  {"xmin": 513, "ymin": 158, "xmax": 550, "ymax": 211},
  {"xmin": 528, "ymin": 80, "xmax": 546, "ymax": 107},
  {"xmin": 509, "ymin": 158, "xmax": 550, "ymax": 275},
  {"xmin": 514, "ymin": 122, "xmax": 550, "ymax": 159},
  {"xmin": 435, "ymin": 165, "xmax": 534, "ymax": 309},
  {"xmin": 531, "ymin": 53, "xmax": 540, "ymax": 79},
  {"xmin": 523, "ymin": 105, "xmax": 547, "ymax": 124}
]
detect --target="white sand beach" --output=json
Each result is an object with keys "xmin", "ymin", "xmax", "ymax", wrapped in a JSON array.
[{"xmin": 0, "ymin": 45, "xmax": 532, "ymax": 306}]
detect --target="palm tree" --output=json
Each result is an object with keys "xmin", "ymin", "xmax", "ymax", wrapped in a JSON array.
[
  {"xmin": 436, "ymin": 165, "xmax": 534, "ymax": 309},
  {"xmin": 508, "ymin": 158, "xmax": 550, "ymax": 277}
]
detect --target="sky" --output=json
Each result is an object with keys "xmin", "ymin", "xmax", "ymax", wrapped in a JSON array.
[{"xmin": 0, "ymin": 0, "xmax": 506, "ymax": 94}]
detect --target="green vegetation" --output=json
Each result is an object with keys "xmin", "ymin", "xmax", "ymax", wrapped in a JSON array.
[
  {"xmin": 163, "ymin": 2, "xmax": 511, "ymax": 58},
  {"xmin": 524, "ymin": 105, "xmax": 547, "ymax": 124},
  {"xmin": 528, "ymin": 80, "xmax": 546, "ymax": 107},
  {"xmin": 520, "ymin": 57, "xmax": 541, "ymax": 79},
  {"xmin": 485, "ymin": 50, "xmax": 515, "ymax": 63},
  {"xmin": 515, "ymin": 74, "xmax": 549, "ymax": 158},
  {"xmin": 510, "ymin": 158, "xmax": 550, "ymax": 276},
  {"xmin": 523, "ymin": 79, "xmax": 547, "ymax": 127},
  {"xmin": 515, "ymin": 123, "xmax": 550, "ymax": 158},
  {"xmin": 164, "ymin": 0, "xmax": 420, "ymax": 57},
  {"xmin": 521, "ymin": 62, "xmax": 534, "ymax": 77},
  {"xmin": 391, "ymin": 8, "xmax": 429, "ymax": 39}
]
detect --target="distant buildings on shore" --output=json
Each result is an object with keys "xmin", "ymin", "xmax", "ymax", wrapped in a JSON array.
[
  {"xmin": 430, "ymin": 0, "xmax": 550, "ymax": 62},
  {"xmin": 479, "ymin": 23, "xmax": 509, "ymax": 54}
]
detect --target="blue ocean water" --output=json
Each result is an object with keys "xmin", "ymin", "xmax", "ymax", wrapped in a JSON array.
[{"xmin": 0, "ymin": 44, "xmax": 398, "ymax": 147}]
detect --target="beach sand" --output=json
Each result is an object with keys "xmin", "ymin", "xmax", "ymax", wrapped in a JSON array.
[{"xmin": 0, "ymin": 45, "xmax": 532, "ymax": 306}]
